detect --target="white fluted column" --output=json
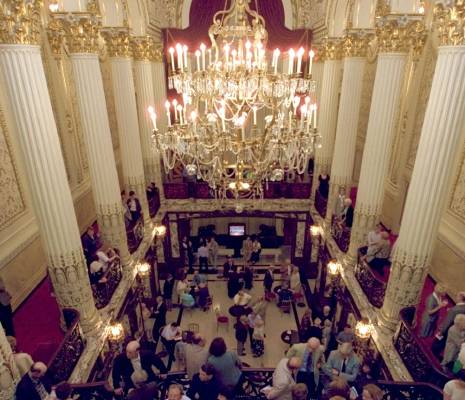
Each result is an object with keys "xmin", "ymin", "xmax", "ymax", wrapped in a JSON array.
[
  {"xmin": 0, "ymin": 9, "xmax": 100, "ymax": 333},
  {"xmin": 102, "ymin": 30, "xmax": 150, "ymax": 226},
  {"xmin": 152, "ymin": 60, "xmax": 168, "ymax": 201},
  {"xmin": 380, "ymin": 7, "xmax": 465, "ymax": 328},
  {"xmin": 326, "ymin": 34, "xmax": 370, "ymax": 223},
  {"xmin": 65, "ymin": 16, "xmax": 130, "ymax": 264},
  {"xmin": 132, "ymin": 37, "xmax": 165, "ymax": 201},
  {"xmin": 311, "ymin": 39, "xmax": 342, "ymax": 202},
  {"xmin": 347, "ymin": 53, "xmax": 406, "ymax": 255}
]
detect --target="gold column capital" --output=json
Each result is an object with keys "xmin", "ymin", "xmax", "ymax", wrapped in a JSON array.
[
  {"xmin": 322, "ymin": 37, "xmax": 342, "ymax": 61},
  {"xmin": 376, "ymin": 16, "xmax": 426, "ymax": 55},
  {"xmin": 342, "ymin": 30, "xmax": 374, "ymax": 58},
  {"xmin": 434, "ymin": 1, "xmax": 465, "ymax": 47},
  {"xmin": 101, "ymin": 27, "xmax": 132, "ymax": 58},
  {"xmin": 311, "ymin": 43, "xmax": 325, "ymax": 63},
  {"xmin": 131, "ymin": 35, "xmax": 163, "ymax": 62},
  {"xmin": 47, "ymin": 17, "xmax": 64, "ymax": 55},
  {"xmin": 0, "ymin": 0, "xmax": 42, "ymax": 45},
  {"xmin": 61, "ymin": 13, "xmax": 101, "ymax": 54}
]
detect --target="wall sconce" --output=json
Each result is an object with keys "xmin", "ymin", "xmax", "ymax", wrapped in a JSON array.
[
  {"xmin": 48, "ymin": 1, "xmax": 59, "ymax": 12},
  {"xmin": 355, "ymin": 317, "xmax": 373, "ymax": 340},
  {"xmin": 310, "ymin": 225, "xmax": 321, "ymax": 237},
  {"xmin": 154, "ymin": 224, "xmax": 166, "ymax": 238},
  {"xmin": 327, "ymin": 259, "xmax": 341, "ymax": 276},
  {"xmin": 107, "ymin": 322, "xmax": 124, "ymax": 342},
  {"xmin": 137, "ymin": 262, "xmax": 150, "ymax": 277}
]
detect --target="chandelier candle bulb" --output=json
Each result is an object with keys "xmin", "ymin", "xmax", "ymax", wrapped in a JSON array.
[
  {"xmin": 208, "ymin": 48, "xmax": 212, "ymax": 66},
  {"xmin": 183, "ymin": 45, "xmax": 188, "ymax": 71},
  {"xmin": 297, "ymin": 47, "xmax": 304, "ymax": 74},
  {"xmin": 200, "ymin": 43, "xmax": 206, "ymax": 70},
  {"xmin": 148, "ymin": 107, "xmax": 157, "ymax": 131},
  {"xmin": 165, "ymin": 101, "xmax": 172, "ymax": 127},
  {"xmin": 172, "ymin": 99, "xmax": 178, "ymax": 121},
  {"xmin": 253, "ymin": 106, "xmax": 257, "ymax": 125},
  {"xmin": 176, "ymin": 44, "xmax": 183, "ymax": 70},
  {"xmin": 308, "ymin": 50, "xmax": 314, "ymax": 75},
  {"xmin": 288, "ymin": 49, "xmax": 295, "ymax": 74},
  {"xmin": 177, "ymin": 105, "xmax": 183, "ymax": 124},
  {"xmin": 195, "ymin": 50, "xmax": 201, "ymax": 71},
  {"xmin": 169, "ymin": 47, "xmax": 176, "ymax": 72}
]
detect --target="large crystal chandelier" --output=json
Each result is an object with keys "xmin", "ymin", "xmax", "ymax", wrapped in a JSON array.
[{"xmin": 149, "ymin": 0, "xmax": 320, "ymax": 200}]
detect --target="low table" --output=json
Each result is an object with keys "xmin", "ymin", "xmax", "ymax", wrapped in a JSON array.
[
  {"xmin": 229, "ymin": 305, "xmax": 253, "ymax": 317},
  {"xmin": 281, "ymin": 329, "xmax": 300, "ymax": 345}
]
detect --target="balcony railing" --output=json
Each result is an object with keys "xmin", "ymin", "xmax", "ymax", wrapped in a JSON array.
[
  {"xmin": 127, "ymin": 217, "xmax": 144, "ymax": 253},
  {"xmin": 377, "ymin": 380, "xmax": 443, "ymax": 400},
  {"xmin": 72, "ymin": 366, "xmax": 442, "ymax": 400},
  {"xmin": 91, "ymin": 260, "xmax": 122, "ymax": 309},
  {"xmin": 163, "ymin": 181, "xmax": 312, "ymax": 199},
  {"xmin": 331, "ymin": 215, "xmax": 351, "ymax": 253},
  {"xmin": 354, "ymin": 252, "xmax": 387, "ymax": 308},
  {"xmin": 394, "ymin": 306, "xmax": 453, "ymax": 389},
  {"xmin": 315, "ymin": 189, "xmax": 327, "ymax": 218},
  {"xmin": 47, "ymin": 308, "xmax": 85, "ymax": 385}
]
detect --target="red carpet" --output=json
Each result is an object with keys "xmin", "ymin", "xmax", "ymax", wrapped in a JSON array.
[{"xmin": 13, "ymin": 277, "xmax": 64, "ymax": 364}]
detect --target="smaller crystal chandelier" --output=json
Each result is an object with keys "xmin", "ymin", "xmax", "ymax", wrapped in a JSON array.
[{"xmin": 149, "ymin": 0, "xmax": 320, "ymax": 200}]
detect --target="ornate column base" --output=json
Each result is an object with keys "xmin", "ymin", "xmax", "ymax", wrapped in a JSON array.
[
  {"xmin": 96, "ymin": 206, "xmax": 131, "ymax": 266},
  {"xmin": 348, "ymin": 209, "xmax": 379, "ymax": 258},
  {"xmin": 49, "ymin": 251, "xmax": 102, "ymax": 333},
  {"xmin": 380, "ymin": 248, "xmax": 429, "ymax": 330}
]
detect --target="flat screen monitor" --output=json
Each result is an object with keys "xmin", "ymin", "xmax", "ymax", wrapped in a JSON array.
[{"xmin": 229, "ymin": 224, "xmax": 245, "ymax": 237}]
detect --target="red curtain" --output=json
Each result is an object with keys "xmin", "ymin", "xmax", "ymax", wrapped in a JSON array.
[{"xmin": 162, "ymin": 0, "xmax": 312, "ymax": 54}]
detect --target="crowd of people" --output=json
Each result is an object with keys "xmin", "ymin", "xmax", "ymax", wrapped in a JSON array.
[
  {"xmin": 81, "ymin": 225, "xmax": 121, "ymax": 285},
  {"xmin": 11, "ymin": 226, "xmax": 465, "ymax": 400}
]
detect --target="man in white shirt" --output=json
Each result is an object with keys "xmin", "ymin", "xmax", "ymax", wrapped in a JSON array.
[
  {"xmin": 161, "ymin": 323, "xmax": 182, "ymax": 361},
  {"xmin": 197, "ymin": 243, "xmax": 209, "ymax": 273},
  {"xmin": 263, "ymin": 357, "xmax": 302, "ymax": 400}
]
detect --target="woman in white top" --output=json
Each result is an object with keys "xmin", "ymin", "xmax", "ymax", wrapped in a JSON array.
[
  {"xmin": 444, "ymin": 378, "xmax": 465, "ymax": 400},
  {"xmin": 289, "ymin": 266, "xmax": 301, "ymax": 295},
  {"xmin": 234, "ymin": 290, "xmax": 252, "ymax": 306}
]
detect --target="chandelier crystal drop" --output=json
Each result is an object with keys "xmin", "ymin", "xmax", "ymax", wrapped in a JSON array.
[{"xmin": 149, "ymin": 0, "xmax": 320, "ymax": 199}]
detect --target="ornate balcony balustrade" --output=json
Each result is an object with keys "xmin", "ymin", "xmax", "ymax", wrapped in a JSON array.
[
  {"xmin": 331, "ymin": 215, "xmax": 351, "ymax": 252},
  {"xmin": 315, "ymin": 189, "xmax": 328, "ymax": 218},
  {"xmin": 377, "ymin": 380, "xmax": 443, "ymax": 400},
  {"xmin": 92, "ymin": 259, "xmax": 122, "ymax": 309},
  {"xmin": 47, "ymin": 309, "xmax": 85, "ymax": 385},
  {"xmin": 354, "ymin": 251, "xmax": 387, "ymax": 308},
  {"xmin": 127, "ymin": 217, "xmax": 144, "ymax": 253},
  {"xmin": 394, "ymin": 307, "xmax": 452, "ymax": 389},
  {"xmin": 163, "ymin": 181, "xmax": 312, "ymax": 199}
]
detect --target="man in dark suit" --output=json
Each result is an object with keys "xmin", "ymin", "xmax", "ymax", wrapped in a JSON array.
[
  {"xmin": 151, "ymin": 296, "xmax": 167, "ymax": 342},
  {"xmin": 187, "ymin": 363, "xmax": 219, "ymax": 400},
  {"xmin": 112, "ymin": 340, "xmax": 167, "ymax": 395},
  {"xmin": 15, "ymin": 362, "xmax": 51, "ymax": 400}
]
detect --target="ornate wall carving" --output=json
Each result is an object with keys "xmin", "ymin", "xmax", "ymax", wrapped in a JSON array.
[
  {"xmin": 0, "ymin": 106, "xmax": 26, "ymax": 230},
  {"xmin": 297, "ymin": 0, "xmax": 328, "ymax": 29}
]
